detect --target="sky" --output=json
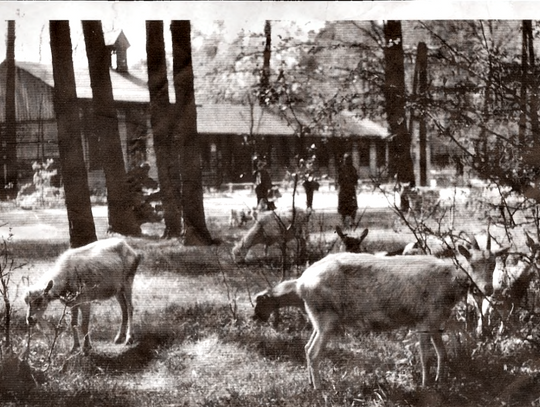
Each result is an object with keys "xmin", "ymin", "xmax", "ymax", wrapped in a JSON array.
[
  {"xmin": 0, "ymin": 1, "xmax": 540, "ymax": 67},
  {"xmin": 0, "ymin": 3, "xmax": 331, "ymax": 67}
]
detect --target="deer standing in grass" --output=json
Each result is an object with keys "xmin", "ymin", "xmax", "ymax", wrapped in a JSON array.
[
  {"xmin": 257, "ymin": 243, "xmax": 507, "ymax": 389},
  {"xmin": 479, "ymin": 232, "xmax": 540, "ymax": 336},
  {"xmin": 24, "ymin": 238, "xmax": 141, "ymax": 354},
  {"xmin": 232, "ymin": 208, "xmax": 309, "ymax": 263}
]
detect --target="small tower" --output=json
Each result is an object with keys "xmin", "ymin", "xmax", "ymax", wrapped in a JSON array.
[{"xmin": 104, "ymin": 29, "xmax": 130, "ymax": 73}]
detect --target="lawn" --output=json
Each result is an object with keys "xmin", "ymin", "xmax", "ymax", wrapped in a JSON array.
[{"xmin": 1, "ymin": 189, "xmax": 539, "ymax": 406}]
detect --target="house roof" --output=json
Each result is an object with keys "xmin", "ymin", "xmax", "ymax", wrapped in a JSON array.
[
  {"xmin": 335, "ymin": 110, "xmax": 390, "ymax": 139},
  {"xmin": 13, "ymin": 61, "xmax": 150, "ymax": 103},
  {"xmin": 197, "ymin": 104, "xmax": 295, "ymax": 136},
  {"xmin": 1, "ymin": 61, "xmax": 389, "ymax": 140},
  {"xmin": 104, "ymin": 29, "xmax": 130, "ymax": 49}
]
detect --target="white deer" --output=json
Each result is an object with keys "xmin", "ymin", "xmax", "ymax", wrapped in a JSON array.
[
  {"xmin": 24, "ymin": 238, "xmax": 141, "ymax": 354},
  {"xmin": 232, "ymin": 208, "xmax": 309, "ymax": 263},
  {"xmin": 257, "ymin": 244, "xmax": 507, "ymax": 389}
]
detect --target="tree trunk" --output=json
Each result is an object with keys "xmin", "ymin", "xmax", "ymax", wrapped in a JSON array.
[
  {"xmin": 415, "ymin": 42, "xmax": 428, "ymax": 186},
  {"xmin": 146, "ymin": 21, "xmax": 183, "ymax": 238},
  {"xmin": 525, "ymin": 21, "xmax": 539, "ymax": 147},
  {"xmin": 479, "ymin": 23, "xmax": 493, "ymax": 171},
  {"xmin": 519, "ymin": 20, "xmax": 529, "ymax": 146},
  {"xmin": 383, "ymin": 21, "xmax": 415, "ymax": 184},
  {"xmin": 49, "ymin": 21, "xmax": 97, "ymax": 248},
  {"xmin": 3, "ymin": 20, "xmax": 17, "ymax": 200},
  {"xmin": 259, "ymin": 20, "xmax": 272, "ymax": 105},
  {"xmin": 82, "ymin": 21, "xmax": 140, "ymax": 236},
  {"xmin": 170, "ymin": 21, "xmax": 213, "ymax": 245}
]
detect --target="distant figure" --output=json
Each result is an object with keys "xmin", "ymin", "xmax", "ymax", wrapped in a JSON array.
[
  {"xmin": 298, "ymin": 155, "xmax": 319, "ymax": 210},
  {"xmin": 253, "ymin": 159, "xmax": 275, "ymax": 211},
  {"xmin": 337, "ymin": 153, "xmax": 358, "ymax": 228}
]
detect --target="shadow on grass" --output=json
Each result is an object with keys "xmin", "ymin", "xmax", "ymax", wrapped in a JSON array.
[
  {"xmin": 61, "ymin": 328, "xmax": 175, "ymax": 376},
  {"xmin": 18, "ymin": 391, "xmax": 136, "ymax": 407},
  {"xmin": 253, "ymin": 333, "xmax": 307, "ymax": 364}
]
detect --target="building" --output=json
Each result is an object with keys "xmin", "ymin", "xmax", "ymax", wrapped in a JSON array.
[{"xmin": 0, "ymin": 29, "xmax": 392, "ymax": 195}]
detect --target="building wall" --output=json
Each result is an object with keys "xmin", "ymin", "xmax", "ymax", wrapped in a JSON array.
[
  {"xmin": 15, "ymin": 120, "xmax": 59, "ymax": 184},
  {"xmin": 199, "ymin": 133, "xmax": 390, "ymax": 188}
]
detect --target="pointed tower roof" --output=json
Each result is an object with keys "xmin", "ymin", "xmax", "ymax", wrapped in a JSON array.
[{"xmin": 104, "ymin": 29, "xmax": 130, "ymax": 50}]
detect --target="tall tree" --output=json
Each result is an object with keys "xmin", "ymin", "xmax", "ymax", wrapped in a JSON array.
[
  {"xmin": 519, "ymin": 20, "xmax": 529, "ymax": 146},
  {"xmin": 82, "ymin": 21, "xmax": 140, "ymax": 236},
  {"xmin": 170, "ymin": 21, "xmax": 213, "ymax": 245},
  {"xmin": 3, "ymin": 20, "xmax": 17, "ymax": 200},
  {"xmin": 49, "ymin": 21, "xmax": 97, "ymax": 248},
  {"xmin": 411, "ymin": 42, "xmax": 429, "ymax": 186},
  {"xmin": 146, "ymin": 21, "xmax": 183, "ymax": 238},
  {"xmin": 524, "ymin": 20, "xmax": 539, "ymax": 147},
  {"xmin": 383, "ymin": 20, "xmax": 415, "ymax": 185},
  {"xmin": 259, "ymin": 20, "xmax": 272, "ymax": 106}
]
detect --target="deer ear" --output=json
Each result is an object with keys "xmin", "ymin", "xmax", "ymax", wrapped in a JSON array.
[
  {"xmin": 457, "ymin": 245, "xmax": 472, "ymax": 260},
  {"xmin": 44, "ymin": 280, "xmax": 53, "ymax": 295},
  {"xmin": 360, "ymin": 228, "xmax": 369, "ymax": 240}
]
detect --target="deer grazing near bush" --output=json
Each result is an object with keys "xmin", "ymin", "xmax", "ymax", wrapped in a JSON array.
[
  {"xmin": 400, "ymin": 230, "xmax": 502, "ymax": 336},
  {"xmin": 253, "ymin": 280, "xmax": 305, "ymax": 325},
  {"xmin": 24, "ymin": 238, "xmax": 141, "ymax": 354},
  {"xmin": 256, "ymin": 243, "xmax": 507, "ymax": 389},
  {"xmin": 479, "ymin": 232, "xmax": 540, "ymax": 336},
  {"xmin": 232, "ymin": 208, "xmax": 309, "ymax": 263},
  {"xmin": 254, "ymin": 226, "xmax": 368, "ymax": 325}
]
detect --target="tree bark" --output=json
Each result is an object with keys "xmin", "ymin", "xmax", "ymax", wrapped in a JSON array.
[
  {"xmin": 519, "ymin": 20, "xmax": 529, "ymax": 146},
  {"xmin": 82, "ymin": 21, "xmax": 140, "ymax": 236},
  {"xmin": 146, "ymin": 21, "xmax": 183, "ymax": 238},
  {"xmin": 525, "ymin": 21, "xmax": 539, "ymax": 147},
  {"xmin": 49, "ymin": 21, "xmax": 97, "ymax": 248},
  {"xmin": 413, "ymin": 42, "xmax": 428, "ymax": 186},
  {"xmin": 259, "ymin": 20, "xmax": 272, "ymax": 105},
  {"xmin": 383, "ymin": 21, "xmax": 415, "ymax": 184},
  {"xmin": 170, "ymin": 21, "xmax": 213, "ymax": 245},
  {"xmin": 3, "ymin": 20, "xmax": 17, "ymax": 200}
]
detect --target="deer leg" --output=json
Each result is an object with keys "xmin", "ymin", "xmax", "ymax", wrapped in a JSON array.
[
  {"xmin": 431, "ymin": 330, "xmax": 447, "ymax": 383},
  {"xmin": 305, "ymin": 310, "xmax": 337, "ymax": 390},
  {"xmin": 115, "ymin": 291, "xmax": 128, "ymax": 344},
  {"xmin": 70, "ymin": 305, "xmax": 81, "ymax": 353},
  {"xmin": 418, "ymin": 332, "xmax": 432, "ymax": 387},
  {"xmin": 117, "ymin": 283, "xmax": 135, "ymax": 345},
  {"xmin": 80, "ymin": 302, "xmax": 92, "ymax": 354}
]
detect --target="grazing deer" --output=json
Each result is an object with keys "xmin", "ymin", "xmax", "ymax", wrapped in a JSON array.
[
  {"xmin": 24, "ymin": 238, "xmax": 141, "ymax": 354},
  {"xmin": 232, "ymin": 208, "xmax": 309, "ymax": 263},
  {"xmin": 253, "ymin": 226, "xmax": 369, "ymax": 325},
  {"xmin": 257, "ymin": 244, "xmax": 507, "ymax": 389},
  {"xmin": 479, "ymin": 232, "xmax": 540, "ymax": 336}
]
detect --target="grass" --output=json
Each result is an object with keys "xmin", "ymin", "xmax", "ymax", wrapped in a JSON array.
[{"xmin": 1, "ymin": 199, "xmax": 540, "ymax": 406}]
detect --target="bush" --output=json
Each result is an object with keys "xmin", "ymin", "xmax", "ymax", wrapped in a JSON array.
[{"xmin": 16, "ymin": 160, "xmax": 65, "ymax": 209}]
